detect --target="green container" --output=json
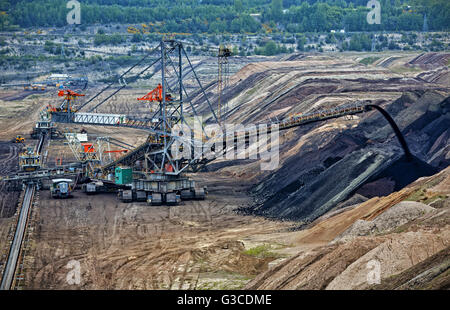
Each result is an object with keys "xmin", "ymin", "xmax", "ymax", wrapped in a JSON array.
[{"xmin": 115, "ymin": 167, "xmax": 133, "ymax": 185}]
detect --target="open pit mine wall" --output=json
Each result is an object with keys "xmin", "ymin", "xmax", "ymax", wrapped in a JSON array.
[{"xmin": 250, "ymin": 90, "xmax": 449, "ymax": 223}]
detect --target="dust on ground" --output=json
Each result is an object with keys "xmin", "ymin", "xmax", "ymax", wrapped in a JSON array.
[{"xmin": 23, "ymin": 173, "xmax": 296, "ymax": 290}]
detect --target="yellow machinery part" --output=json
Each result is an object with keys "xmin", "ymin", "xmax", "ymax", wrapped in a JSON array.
[{"xmin": 127, "ymin": 26, "xmax": 140, "ymax": 34}]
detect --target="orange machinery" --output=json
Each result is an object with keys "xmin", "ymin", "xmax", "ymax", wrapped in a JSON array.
[
  {"xmin": 137, "ymin": 84, "xmax": 172, "ymax": 103},
  {"xmin": 48, "ymin": 89, "xmax": 85, "ymax": 113}
]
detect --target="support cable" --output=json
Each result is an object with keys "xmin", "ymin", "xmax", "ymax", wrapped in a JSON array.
[{"xmin": 77, "ymin": 44, "xmax": 161, "ymax": 112}]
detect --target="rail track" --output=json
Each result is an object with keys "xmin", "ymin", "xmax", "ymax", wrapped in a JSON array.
[{"xmin": 0, "ymin": 133, "xmax": 45, "ymax": 290}]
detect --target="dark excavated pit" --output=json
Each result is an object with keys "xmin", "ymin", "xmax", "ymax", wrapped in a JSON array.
[{"xmin": 247, "ymin": 150, "xmax": 439, "ymax": 224}]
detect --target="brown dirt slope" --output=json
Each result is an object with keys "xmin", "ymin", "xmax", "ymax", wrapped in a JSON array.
[
  {"xmin": 245, "ymin": 237, "xmax": 384, "ymax": 290},
  {"xmin": 369, "ymin": 246, "xmax": 450, "ymax": 290},
  {"xmin": 246, "ymin": 165, "xmax": 450, "ymax": 290}
]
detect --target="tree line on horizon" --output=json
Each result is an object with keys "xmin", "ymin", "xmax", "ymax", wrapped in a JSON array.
[{"xmin": 0, "ymin": 0, "xmax": 448, "ymax": 33}]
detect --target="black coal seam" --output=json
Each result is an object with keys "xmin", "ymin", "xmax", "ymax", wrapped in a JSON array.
[{"xmin": 366, "ymin": 104, "xmax": 413, "ymax": 161}]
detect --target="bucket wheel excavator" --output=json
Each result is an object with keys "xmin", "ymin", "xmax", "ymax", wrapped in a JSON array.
[{"xmin": 3, "ymin": 40, "xmax": 412, "ymax": 206}]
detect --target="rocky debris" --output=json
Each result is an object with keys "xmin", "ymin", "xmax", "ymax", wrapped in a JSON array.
[
  {"xmin": 253, "ymin": 146, "xmax": 402, "ymax": 222},
  {"xmin": 333, "ymin": 201, "xmax": 435, "ymax": 243},
  {"xmin": 326, "ymin": 230, "xmax": 450, "ymax": 290},
  {"xmin": 369, "ymin": 246, "xmax": 450, "ymax": 290},
  {"xmin": 246, "ymin": 226, "xmax": 449, "ymax": 290},
  {"xmin": 245, "ymin": 238, "xmax": 384, "ymax": 290},
  {"xmin": 290, "ymin": 187, "xmax": 415, "ymax": 245},
  {"xmin": 252, "ymin": 145, "xmax": 437, "ymax": 223},
  {"xmin": 247, "ymin": 166, "xmax": 450, "ymax": 290}
]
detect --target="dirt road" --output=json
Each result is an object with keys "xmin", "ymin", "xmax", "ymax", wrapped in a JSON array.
[{"xmin": 0, "ymin": 141, "xmax": 21, "ymax": 218}]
